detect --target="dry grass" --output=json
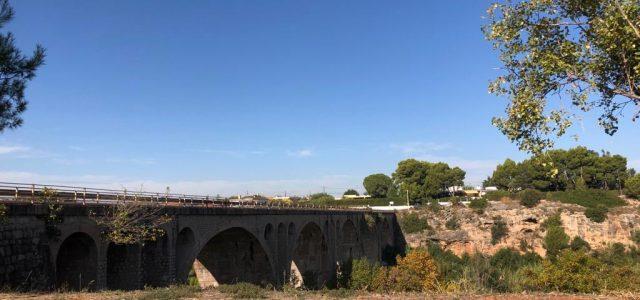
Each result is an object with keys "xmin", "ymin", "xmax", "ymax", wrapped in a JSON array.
[{"xmin": 2, "ymin": 288, "xmax": 640, "ymax": 300}]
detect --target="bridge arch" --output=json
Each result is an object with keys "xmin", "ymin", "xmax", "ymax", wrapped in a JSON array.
[
  {"xmin": 193, "ymin": 227, "xmax": 274, "ymax": 287},
  {"xmin": 264, "ymin": 223, "xmax": 274, "ymax": 241},
  {"xmin": 339, "ymin": 219, "xmax": 361, "ymax": 262},
  {"xmin": 176, "ymin": 227, "xmax": 196, "ymax": 282},
  {"xmin": 291, "ymin": 221, "xmax": 329, "ymax": 289},
  {"xmin": 55, "ymin": 232, "xmax": 98, "ymax": 290}
]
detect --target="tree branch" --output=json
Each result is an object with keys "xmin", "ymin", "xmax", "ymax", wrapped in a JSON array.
[{"xmin": 614, "ymin": 0, "xmax": 640, "ymax": 39}]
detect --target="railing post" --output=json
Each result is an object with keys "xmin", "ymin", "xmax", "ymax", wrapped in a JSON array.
[
  {"xmin": 165, "ymin": 187, "xmax": 169, "ymax": 206},
  {"xmin": 82, "ymin": 188, "xmax": 87, "ymax": 205},
  {"xmin": 31, "ymin": 184, "xmax": 35, "ymax": 204},
  {"xmin": 96, "ymin": 192, "xmax": 100, "ymax": 204},
  {"xmin": 14, "ymin": 187, "xmax": 18, "ymax": 201},
  {"xmin": 74, "ymin": 191, "xmax": 77, "ymax": 203}
]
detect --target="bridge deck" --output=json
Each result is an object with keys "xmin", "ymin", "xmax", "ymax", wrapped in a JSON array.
[{"xmin": 0, "ymin": 182, "xmax": 382, "ymax": 213}]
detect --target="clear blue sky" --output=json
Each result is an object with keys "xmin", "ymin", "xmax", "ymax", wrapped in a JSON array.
[{"xmin": 0, "ymin": 1, "xmax": 638, "ymax": 196}]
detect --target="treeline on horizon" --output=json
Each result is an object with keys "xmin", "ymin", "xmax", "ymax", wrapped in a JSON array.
[
  {"xmin": 483, "ymin": 146, "xmax": 635, "ymax": 192},
  {"xmin": 303, "ymin": 146, "xmax": 640, "ymax": 207}
]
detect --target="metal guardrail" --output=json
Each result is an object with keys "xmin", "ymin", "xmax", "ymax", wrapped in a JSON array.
[{"xmin": 0, "ymin": 182, "xmax": 366, "ymax": 211}]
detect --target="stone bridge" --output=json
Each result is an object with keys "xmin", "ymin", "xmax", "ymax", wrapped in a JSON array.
[{"xmin": 0, "ymin": 203, "xmax": 405, "ymax": 291}]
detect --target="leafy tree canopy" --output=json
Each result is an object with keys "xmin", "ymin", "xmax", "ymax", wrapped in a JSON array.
[
  {"xmin": 625, "ymin": 174, "xmax": 640, "ymax": 199},
  {"xmin": 0, "ymin": 0, "xmax": 45, "ymax": 133},
  {"xmin": 392, "ymin": 159, "xmax": 465, "ymax": 202},
  {"xmin": 484, "ymin": 0, "xmax": 640, "ymax": 153},
  {"xmin": 363, "ymin": 173, "xmax": 393, "ymax": 198},
  {"xmin": 343, "ymin": 189, "xmax": 359, "ymax": 196},
  {"xmin": 484, "ymin": 146, "xmax": 629, "ymax": 191}
]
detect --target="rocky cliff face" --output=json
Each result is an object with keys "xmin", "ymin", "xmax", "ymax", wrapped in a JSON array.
[{"xmin": 402, "ymin": 198, "xmax": 640, "ymax": 256}]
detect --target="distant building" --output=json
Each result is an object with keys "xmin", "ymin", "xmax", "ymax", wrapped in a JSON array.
[
  {"xmin": 447, "ymin": 186, "xmax": 464, "ymax": 194},
  {"xmin": 463, "ymin": 190, "xmax": 480, "ymax": 197},
  {"xmin": 341, "ymin": 194, "xmax": 372, "ymax": 200}
]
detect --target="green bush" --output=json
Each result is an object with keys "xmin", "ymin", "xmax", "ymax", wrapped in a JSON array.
[
  {"xmin": 218, "ymin": 283, "xmax": 267, "ymax": 299},
  {"xmin": 632, "ymin": 230, "xmax": 640, "ymax": 245},
  {"xmin": 427, "ymin": 198, "xmax": 441, "ymax": 213},
  {"xmin": 490, "ymin": 217, "xmax": 508, "ymax": 245},
  {"xmin": 490, "ymin": 248, "xmax": 541, "ymax": 272},
  {"xmin": 468, "ymin": 198, "xmax": 488, "ymax": 214},
  {"xmin": 426, "ymin": 242, "xmax": 465, "ymax": 282},
  {"xmin": 625, "ymin": 174, "xmax": 640, "ymax": 199},
  {"xmin": 485, "ymin": 190, "xmax": 515, "ymax": 201},
  {"xmin": 399, "ymin": 213, "xmax": 430, "ymax": 234},
  {"xmin": 584, "ymin": 205, "xmax": 608, "ymax": 223},
  {"xmin": 569, "ymin": 236, "xmax": 591, "ymax": 251},
  {"xmin": 541, "ymin": 213, "xmax": 563, "ymax": 229},
  {"xmin": 518, "ymin": 189, "xmax": 543, "ymax": 208},
  {"xmin": 445, "ymin": 217, "xmax": 460, "ymax": 230},
  {"xmin": 348, "ymin": 258, "xmax": 380, "ymax": 291},
  {"xmin": 534, "ymin": 250, "xmax": 606, "ymax": 293},
  {"xmin": 547, "ymin": 189, "xmax": 625, "ymax": 208},
  {"xmin": 543, "ymin": 225, "xmax": 569, "ymax": 259}
]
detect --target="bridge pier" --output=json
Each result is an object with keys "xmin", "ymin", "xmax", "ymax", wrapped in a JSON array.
[{"xmin": 0, "ymin": 204, "xmax": 405, "ymax": 291}]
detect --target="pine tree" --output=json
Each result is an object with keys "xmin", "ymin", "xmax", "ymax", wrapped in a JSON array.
[{"xmin": 0, "ymin": 0, "xmax": 45, "ymax": 132}]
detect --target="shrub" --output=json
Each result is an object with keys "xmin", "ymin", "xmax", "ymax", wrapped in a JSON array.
[
  {"xmin": 632, "ymin": 230, "xmax": 640, "ymax": 245},
  {"xmin": 426, "ymin": 242, "xmax": 465, "ymax": 282},
  {"xmin": 490, "ymin": 248, "xmax": 541, "ymax": 272},
  {"xmin": 543, "ymin": 225, "xmax": 569, "ymax": 259},
  {"xmin": 445, "ymin": 217, "xmax": 460, "ymax": 230},
  {"xmin": 373, "ymin": 248, "xmax": 438, "ymax": 292},
  {"xmin": 625, "ymin": 174, "xmax": 640, "ymax": 199},
  {"xmin": 547, "ymin": 189, "xmax": 625, "ymax": 208},
  {"xmin": 535, "ymin": 250, "xmax": 606, "ymax": 293},
  {"xmin": 468, "ymin": 198, "xmax": 488, "ymax": 214},
  {"xmin": 485, "ymin": 190, "xmax": 515, "ymax": 201},
  {"xmin": 459, "ymin": 252, "xmax": 510, "ymax": 292},
  {"xmin": 399, "ymin": 213, "xmax": 430, "ymax": 234},
  {"xmin": 518, "ymin": 189, "xmax": 543, "ymax": 208},
  {"xmin": 428, "ymin": 198, "xmax": 441, "ymax": 213},
  {"xmin": 348, "ymin": 258, "xmax": 380, "ymax": 290},
  {"xmin": 541, "ymin": 213, "xmax": 562, "ymax": 229},
  {"xmin": 584, "ymin": 205, "xmax": 608, "ymax": 223},
  {"xmin": 569, "ymin": 236, "xmax": 591, "ymax": 251},
  {"xmin": 491, "ymin": 217, "xmax": 508, "ymax": 245},
  {"xmin": 218, "ymin": 283, "xmax": 267, "ymax": 299}
]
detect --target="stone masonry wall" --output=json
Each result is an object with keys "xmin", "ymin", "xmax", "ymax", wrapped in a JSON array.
[{"xmin": 0, "ymin": 215, "xmax": 51, "ymax": 290}]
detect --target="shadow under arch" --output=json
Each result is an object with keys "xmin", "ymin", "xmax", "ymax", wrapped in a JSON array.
[
  {"xmin": 291, "ymin": 221, "xmax": 329, "ymax": 289},
  {"xmin": 339, "ymin": 219, "xmax": 362, "ymax": 262},
  {"xmin": 55, "ymin": 232, "xmax": 98, "ymax": 291},
  {"xmin": 176, "ymin": 227, "xmax": 196, "ymax": 283},
  {"xmin": 193, "ymin": 227, "xmax": 274, "ymax": 287}
]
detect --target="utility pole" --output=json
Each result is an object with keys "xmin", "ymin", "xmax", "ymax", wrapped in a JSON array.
[{"xmin": 406, "ymin": 189, "xmax": 410, "ymax": 206}]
